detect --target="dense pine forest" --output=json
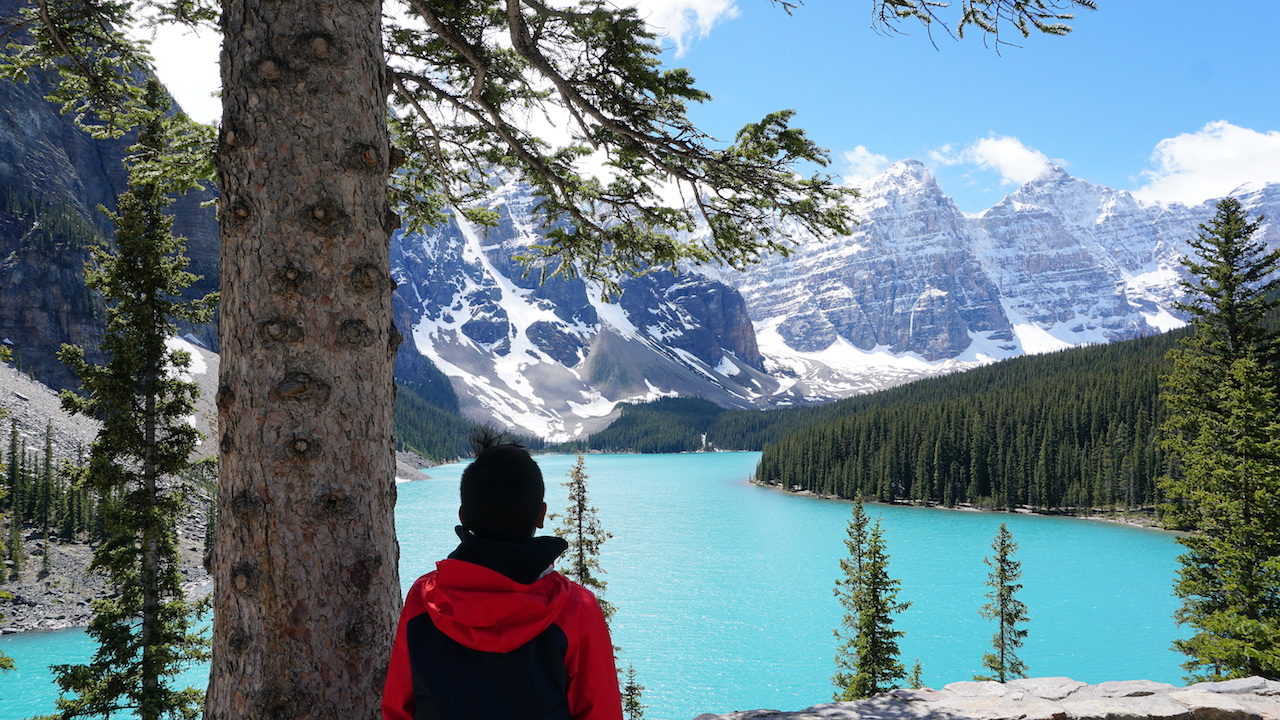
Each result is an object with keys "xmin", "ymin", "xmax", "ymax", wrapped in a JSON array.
[
  {"xmin": 756, "ymin": 298, "xmax": 1280, "ymax": 512},
  {"xmin": 754, "ymin": 333, "xmax": 1176, "ymax": 512},
  {"xmin": 3, "ymin": 420, "xmax": 133, "ymax": 577}
]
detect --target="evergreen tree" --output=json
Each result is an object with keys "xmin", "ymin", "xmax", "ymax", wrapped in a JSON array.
[
  {"xmin": 1166, "ymin": 354, "xmax": 1280, "ymax": 679},
  {"xmin": 5, "ymin": 504, "xmax": 23, "ymax": 581},
  {"xmin": 622, "ymin": 662, "xmax": 646, "ymax": 720},
  {"xmin": 908, "ymin": 659, "xmax": 924, "ymax": 689},
  {"xmin": 832, "ymin": 497, "xmax": 871, "ymax": 696},
  {"xmin": 46, "ymin": 79, "xmax": 214, "ymax": 720},
  {"xmin": 975, "ymin": 523, "xmax": 1029, "ymax": 682},
  {"xmin": 1159, "ymin": 198, "xmax": 1280, "ymax": 681},
  {"xmin": 0, "ymin": 587, "xmax": 12, "ymax": 674},
  {"xmin": 833, "ymin": 501, "xmax": 910, "ymax": 701},
  {"xmin": 554, "ymin": 453, "xmax": 615, "ymax": 622}
]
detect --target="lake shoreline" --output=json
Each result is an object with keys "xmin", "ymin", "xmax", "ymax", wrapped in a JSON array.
[{"xmin": 748, "ymin": 478, "xmax": 1170, "ymax": 530}]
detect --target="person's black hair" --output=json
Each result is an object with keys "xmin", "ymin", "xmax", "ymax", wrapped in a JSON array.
[{"xmin": 459, "ymin": 428, "xmax": 545, "ymax": 541}]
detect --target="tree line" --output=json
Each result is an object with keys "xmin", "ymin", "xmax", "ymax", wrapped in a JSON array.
[
  {"xmin": 3, "ymin": 421, "xmax": 98, "ymax": 577},
  {"xmin": 754, "ymin": 332, "xmax": 1177, "ymax": 512}
]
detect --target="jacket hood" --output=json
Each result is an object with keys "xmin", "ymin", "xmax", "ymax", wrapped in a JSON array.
[{"xmin": 423, "ymin": 559, "xmax": 575, "ymax": 653}]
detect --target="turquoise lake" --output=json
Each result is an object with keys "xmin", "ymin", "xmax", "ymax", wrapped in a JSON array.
[{"xmin": 1, "ymin": 451, "xmax": 1185, "ymax": 720}]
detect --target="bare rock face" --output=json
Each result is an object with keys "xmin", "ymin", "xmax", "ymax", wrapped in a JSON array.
[
  {"xmin": 0, "ymin": 3, "xmax": 219, "ymax": 391},
  {"xmin": 693, "ymin": 677, "xmax": 1280, "ymax": 720}
]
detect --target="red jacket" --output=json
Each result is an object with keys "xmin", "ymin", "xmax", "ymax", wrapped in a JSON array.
[{"xmin": 383, "ymin": 558, "xmax": 623, "ymax": 720}]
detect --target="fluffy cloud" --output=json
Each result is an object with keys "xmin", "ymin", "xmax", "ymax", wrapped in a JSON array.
[
  {"xmin": 841, "ymin": 146, "xmax": 891, "ymax": 186},
  {"xmin": 931, "ymin": 135, "xmax": 1054, "ymax": 186},
  {"xmin": 1133, "ymin": 121, "xmax": 1280, "ymax": 206},
  {"xmin": 632, "ymin": 0, "xmax": 740, "ymax": 54}
]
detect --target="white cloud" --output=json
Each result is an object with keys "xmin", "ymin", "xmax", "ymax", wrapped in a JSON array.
[
  {"xmin": 1132, "ymin": 121, "xmax": 1280, "ymax": 206},
  {"xmin": 841, "ymin": 146, "xmax": 890, "ymax": 186},
  {"xmin": 633, "ymin": 0, "xmax": 740, "ymax": 55},
  {"xmin": 968, "ymin": 136, "xmax": 1053, "ymax": 185},
  {"xmin": 928, "ymin": 135, "xmax": 1053, "ymax": 187}
]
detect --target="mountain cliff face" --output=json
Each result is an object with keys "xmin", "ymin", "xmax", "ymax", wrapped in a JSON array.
[
  {"xmin": 0, "ymin": 7, "xmax": 220, "ymax": 390},
  {"xmin": 391, "ymin": 163, "xmax": 1279, "ymax": 440},
  {"xmin": 391, "ymin": 182, "xmax": 787, "ymax": 441}
]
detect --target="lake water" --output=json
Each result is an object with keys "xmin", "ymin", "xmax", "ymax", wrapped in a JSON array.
[{"xmin": 1, "ymin": 452, "xmax": 1185, "ymax": 720}]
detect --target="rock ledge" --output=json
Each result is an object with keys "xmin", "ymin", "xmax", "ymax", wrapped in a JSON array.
[{"xmin": 693, "ymin": 677, "xmax": 1280, "ymax": 720}]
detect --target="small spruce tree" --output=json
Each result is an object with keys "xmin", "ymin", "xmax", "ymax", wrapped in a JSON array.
[
  {"xmin": 622, "ymin": 662, "xmax": 646, "ymax": 720},
  {"xmin": 554, "ymin": 453, "xmax": 615, "ymax": 622},
  {"xmin": 45, "ymin": 79, "xmax": 214, "ymax": 720},
  {"xmin": 975, "ymin": 523, "xmax": 1029, "ymax": 682},
  {"xmin": 908, "ymin": 659, "xmax": 924, "ymax": 689}
]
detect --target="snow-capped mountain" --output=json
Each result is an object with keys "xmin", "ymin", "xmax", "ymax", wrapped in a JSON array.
[
  {"xmin": 390, "ymin": 162, "xmax": 1280, "ymax": 441},
  {"xmin": 391, "ymin": 182, "xmax": 802, "ymax": 442}
]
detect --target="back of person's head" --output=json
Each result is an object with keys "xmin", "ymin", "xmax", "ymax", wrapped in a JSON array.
[{"xmin": 459, "ymin": 428, "xmax": 545, "ymax": 541}]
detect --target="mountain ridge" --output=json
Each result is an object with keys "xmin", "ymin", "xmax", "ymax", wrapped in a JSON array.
[{"xmin": 390, "ymin": 161, "xmax": 1279, "ymax": 439}]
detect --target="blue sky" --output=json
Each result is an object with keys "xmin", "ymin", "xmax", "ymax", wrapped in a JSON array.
[
  {"xmin": 660, "ymin": 0, "xmax": 1280, "ymax": 211},
  {"xmin": 149, "ymin": 0, "xmax": 1280, "ymax": 213}
]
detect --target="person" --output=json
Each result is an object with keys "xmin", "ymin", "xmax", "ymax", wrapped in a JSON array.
[{"xmin": 382, "ymin": 431, "xmax": 623, "ymax": 720}]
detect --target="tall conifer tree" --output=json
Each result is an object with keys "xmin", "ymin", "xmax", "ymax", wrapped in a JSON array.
[
  {"xmin": 47, "ymin": 79, "xmax": 214, "ymax": 720},
  {"xmin": 1160, "ymin": 197, "xmax": 1280, "ymax": 680},
  {"xmin": 833, "ymin": 499, "xmax": 910, "ymax": 701},
  {"xmin": 833, "ymin": 497, "xmax": 871, "ymax": 696},
  {"xmin": 975, "ymin": 523, "xmax": 1029, "ymax": 682}
]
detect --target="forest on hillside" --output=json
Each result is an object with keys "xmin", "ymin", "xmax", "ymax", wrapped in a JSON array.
[{"xmin": 753, "ymin": 335, "xmax": 1174, "ymax": 512}]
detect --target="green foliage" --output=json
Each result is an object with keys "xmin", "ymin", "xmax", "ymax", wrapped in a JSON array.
[
  {"xmin": 0, "ymin": 187, "xmax": 107, "ymax": 254},
  {"xmin": 47, "ymin": 80, "xmax": 212, "ymax": 720},
  {"xmin": 0, "ymin": 585, "xmax": 12, "ymax": 676},
  {"xmin": 833, "ymin": 500, "xmax": 910, "ymax": 700},
  {"xmin": 622, "ymin": 662, "xmax": 646, "ymax": 720},
  {"xmin": 975, "ymin": 523, "xmax": 1029, "ymax": 682},
  {"xmin": 385, "ymin": 0, "xmax": 858, "ymax": 296},
  {"xmin": 553, "ymin": 454, "xmax": 614, "ymax": 622},
  {"xmin": 1159, "ymin": 198, "xmax": 1280, "ymax": 682},
  {"xmin": 907, "ymin": 659, "xmax": 923, "ymax": 689}
]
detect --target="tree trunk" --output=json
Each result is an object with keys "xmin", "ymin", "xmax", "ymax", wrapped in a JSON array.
[
  {"xmin": 207, "ymin": 1, "xmax": 401, "ymax": 717},
  {"xmin": 142, "ymin": 367, "xmax": 160, "ymax": 720}
]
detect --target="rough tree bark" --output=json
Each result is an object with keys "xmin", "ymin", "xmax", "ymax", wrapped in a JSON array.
[{"xmin": 207, "ymin": 0, "xmax": 401, "ymax": 717}]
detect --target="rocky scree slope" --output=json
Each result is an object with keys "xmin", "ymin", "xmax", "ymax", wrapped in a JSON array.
[{"xmin": 0, "ymin": 342, "xmax": 219, "ymax": 632}]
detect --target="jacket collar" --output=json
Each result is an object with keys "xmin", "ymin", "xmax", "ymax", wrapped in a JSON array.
[{"xmin": 447, "ymin": 525, "xmax": 567, "ymax": 585}]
